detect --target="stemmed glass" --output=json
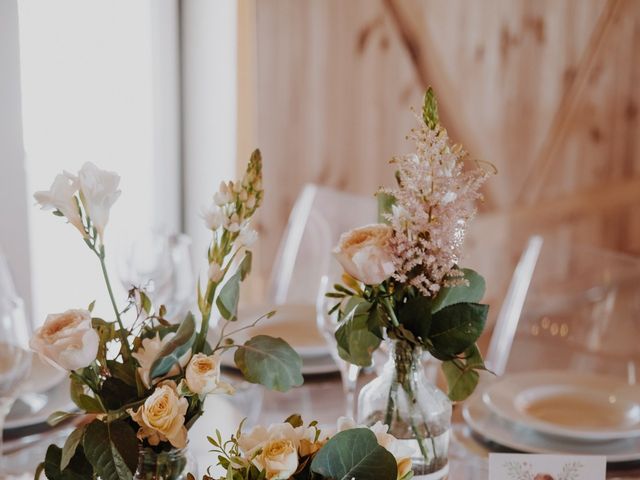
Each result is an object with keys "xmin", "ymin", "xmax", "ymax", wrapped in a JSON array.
[
  {"xmin": 118, "ymin": 231, "xmax": 194, "ymax": 322},
  {"xmin": 316, "ymin": 272, "xmax": 360, "ymax": 419},
  {"xmin": 0, "ymin": 253, "xmax": 32, "ymax": 472}
]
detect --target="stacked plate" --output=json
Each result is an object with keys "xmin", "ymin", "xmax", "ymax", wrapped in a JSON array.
[
  {"xmin": 462, "ymin": 370, "xmax": 640, "ymax": 462},
  {"xmin": 215, "ymin": 304, "xmax": 338, "ymax": 376}
]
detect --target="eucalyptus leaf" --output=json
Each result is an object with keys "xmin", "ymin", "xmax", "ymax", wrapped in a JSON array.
[
  {"xmin": 44, "ymin": 444, "xmax": 93, "ymax": 480},
  {"xmin": 431, "ymin": 269, "xmax": 486, "ymax": 313},
  {"xmin": 310, "ymin": 428, "xmax": 397, "ymax": 480},
  {"xmin": 216, "ymin": 270, "xmax": 241, "ymax": 320},
  {"xmin": 335, "ymin": 303, "xmax": 381, "ymax": 367},
  {"xmin": 61, "ymin": 426, "xmax": 86, "ymax": 470},
  {"xmin": 428, "ymin": 302, "xmax": 488, "ymax": 357},
  {"xmin": 234, "ymin": 335, "xmax": 303, "ymax": 392},
  {"xmin": 239, "ymin": 251, "xmax": 252, "ymax": 280},
  {"xmin": 149, "ymin": 311, "xmax": 196, "ymax": 379},
  {"xmin": 83, "ymin": 420, "xmax": 138, "ymax": 480},
  {"xmin": 442, "ymin": 344, "xmax": 485, "ymax": 401}
]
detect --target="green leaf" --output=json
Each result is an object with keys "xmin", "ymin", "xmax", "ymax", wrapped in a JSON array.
[
  {"xmin": 239, "ymin": 251, "xmax": 252, "ymax": 280},
  {"xmin": 428, "ymin": 302, "xmax": 488, "ymax": 357},
  {"xmin": 234, "ymin": 335, "xmax": 303, "ymax": 392},
  {"xmin": 422, "ymin": 87, "xmax": 439, "ymax": 129},
  {"xmin": 106, "ymin": 360, "xmax": 137, "ymax": 387},
  {"xmin": 69, "ymin": 376, "xmax": 104, "ymax": 413},
  {"xmin": 284, "ymin": 413, "xmax": 303, "ymax": 428},
  {"xmin": 431, "ymin": 269, "xmax": 486, "ymax": 313},
  {"xmin": 100, "ymin": 377, "xmax": 138, "ymax": 410},
  {"xmin": 83, "ymin": 420, "xmax": 138, "ymax": 480},
  {"xmin": 398, "ymin": 296, "xmax": 432, "ymax": 342},
  {"xmin": 139, "ymin": 291, "xmax": 152, "ymax": 314},
  {"xmin": 310, "ymin": 428, "xmax": 397, "ymax": 480},
  {"xmin": 335, "ymin": 302, "xmax": 381, "ymax": 367},
  {"xmin": 216, "ymin": 270, "xmax": 241, "ymax": 320},
  {"xmin": 47, "ymin": 410, "xmax": 80, "ymax": 427},
  {"xmin": 150, "ymin": 311, "xmax": 196, "ymax": 379},
  {"xmin": 376, "ymin": 192, "xmax": 396, "ymax": 224},
  {"xmin": 44, "ymin": 444, "xmax": 93, "ymax": 480},
  {"xmin": 61, "ymin": 425, "xmax": 86, "ymax": 470},
  {"xmin": 442, "ymin": 345, "xmax": 485, "ymax": 401},
  {"xmin": 92, "ymin": 317, "xmax": 116, "ymax": 366},
  {"xmin": 87, "ymin": 300, "xmax": 96, "ymax": 312}
]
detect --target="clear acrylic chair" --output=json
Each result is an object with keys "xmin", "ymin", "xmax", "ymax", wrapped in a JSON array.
[{"xmin": 267, "ymin": 183, "xmax": 377, "ymax": 305}]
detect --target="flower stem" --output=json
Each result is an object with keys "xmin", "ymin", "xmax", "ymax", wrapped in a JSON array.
[{"xmin": 382, "ymin": 297, "xmax": 400, "ymax": 327}]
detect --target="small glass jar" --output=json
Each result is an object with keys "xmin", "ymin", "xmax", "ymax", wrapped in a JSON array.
[
  {"xmin": 134, "ymin": 446, "xmax": 196, "ymax": 480},
  {"xmin": 358, "ymin": 339, "xmax": 452, "ymax": 479}
]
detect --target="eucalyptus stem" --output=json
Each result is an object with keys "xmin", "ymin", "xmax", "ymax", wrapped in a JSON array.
[{"xmin": 384, "ymin": 382, "xmax": 397, "ymax": 426}]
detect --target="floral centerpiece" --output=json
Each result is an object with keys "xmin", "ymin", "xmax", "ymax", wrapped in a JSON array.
[
  {"xmin": 31, "ymin": 151, "xmax": 303, "ymax": 480},
  {"xmin": 202, "ymin": 415, "xmax": 412, "ymax": 480},
  {"xmin": 329, "ymin": 89, "xmax": 493, "ymax": 478}
]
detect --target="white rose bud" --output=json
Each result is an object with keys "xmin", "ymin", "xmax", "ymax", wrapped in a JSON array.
[
  {"xmin": 208, "ymin": 262, "xmax": 224, "ymax": 283},
  {"xmin": 77, "ymin": 162, "xmax": 121, "ymax": 239},
  {"xmin": 128, "ymin": 380, "xmax": 188, "ymax": 449},
  {"xmin": 34, "ymin": 173, "xmax": 85, "ymax": 236},
  {"xmin": 30, "ymin": 309, "xmax": 99, "ymax": 371},
  {"xmin": 333, "ymin": 224, "xmax": 396, "ymax": 285},
  {"xmin": 184, "ymin": 353, "xmax": 234, "ymax": 395}
]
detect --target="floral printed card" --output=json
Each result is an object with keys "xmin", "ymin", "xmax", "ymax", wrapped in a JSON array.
[{"xmin": 489, "ymin": 454, "xmax": 606, "ymax": 480}]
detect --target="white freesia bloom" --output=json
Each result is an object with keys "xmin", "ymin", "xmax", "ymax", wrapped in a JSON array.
[
  {"xmin": 30, "ymin": 309, "xmax": 99, "ymax": 371},
  {"xmin": 333, "ymin": 224, "xmax": 396, "ymax": 285},
  {"xmin": 77, "ymin": 162, "xmax": 121, "ymax": 239},
  {"xmin": 202, "ymin": 204, "xmax": 226, "ymax": 230},
  {"xmin": 184, "ymin": 353, "xmax": 234, "ymax": 396},
  {"xmin": 337, "ymin": 417, "xmax": 413, "ymax": 479},
  {"xmin": 33, "ymin": 173, "xmax": 85, "ymax": 235},
  {"xmin": 208, "ymin": 262, "xmax": 224, "ymax": 283},
  {"xmin": 128, "ymin": 380, "xmax": 188, "ymax": 448},
  {"xmin": 238, "ymin": 423, "xmax": 300, "ymax": 480},
  {"xmin": 214, "ymin": 182, "xmax": 233, "ymax": 206},
  {"xmin": 238, "ymin": 227, "xmax": 258, "ymax": 247},
  {"xmin": 133, "ymin": 333, "xmax": 191, "ymax": 388}
]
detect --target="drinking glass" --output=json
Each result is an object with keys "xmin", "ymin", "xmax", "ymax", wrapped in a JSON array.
[
  {"xmin": 0, "ymin": 254, "xmax": 32, "ymax": 472},
  {"xmin": 118, "ymin": 231, "xmax": 194, "ymax": 322},
  {"xmin": 316, "ymin": 273, "xmax": 360, "ymax": 419}
]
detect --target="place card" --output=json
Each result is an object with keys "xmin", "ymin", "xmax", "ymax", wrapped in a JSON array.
[{"xmin": 489, "ymin": 453, "xmax": 606, "ymax": 480}]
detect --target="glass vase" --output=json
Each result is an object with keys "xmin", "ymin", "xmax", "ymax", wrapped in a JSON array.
[
  {"xmin": 134, "ymin": 447, "xmax": 196, "ymax": 480},
  {"xmin": 357, "ymin": 339, "xmax": 452, "ymax": 479}
]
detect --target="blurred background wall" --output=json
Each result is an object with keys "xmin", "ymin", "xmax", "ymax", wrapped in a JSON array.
[{"xmin": 239, "ymin": 0, "xmax": 640, "ymax": 293}]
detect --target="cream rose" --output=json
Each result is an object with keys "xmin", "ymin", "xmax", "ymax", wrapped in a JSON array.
[
  {"xmin": 30, "ymin": 309, "xmax": 99, "ymax": 371},
  {"xmin": 184, "ymin": 353, "xmax": 234, "ymax": 395},
  {"xmin": 337, "ymin": 417, "xmax": 413, "ymax": 479},
  {"xmin": 34, "ymin": 173, "xmax": 85, "ymax": 236},
  {"xmin": 128, "ymin": 380, "xmax": 188, "ymax": 448},
  {"xmin": 133, "ymin": 333, "xmax": 191, "ymax": 389},
  {"xmin": 77, "ymin": 162, "xmax": 121, "ymax": 239},
  {"xmin": 238, "ymin": 423, "xmax": 300, "ymax": 480},
  {"xmin": 333, "ymin": 224, "xmax": 396, "ymax": 285}
]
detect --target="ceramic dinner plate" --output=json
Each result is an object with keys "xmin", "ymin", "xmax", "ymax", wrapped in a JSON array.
[
  {"xmin": 463, "ymin": 392, "xmax": 640, "ymax": 463},
  {"xmin": 483, "ymin": 370, "xmax": 640, "ymax": 441}
]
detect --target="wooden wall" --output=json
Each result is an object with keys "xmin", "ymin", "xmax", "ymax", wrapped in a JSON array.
[{"xmin": 242, "ymin": 0, "xmax": 640, "ymax": 296}]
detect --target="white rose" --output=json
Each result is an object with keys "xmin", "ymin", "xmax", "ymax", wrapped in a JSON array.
[
  {"xmin": 30, "ymin": 309, "xmax": 99, "ymax": 371},
  {"xmin": 337, "ymin": 417, "xmax": 412, "ymax": 479},
  {"xmin": 239, "ymin": 423, "xmax": 300, "ymax": 480},
  {"xmin": 77, "ymin": 162, "xmax": 121, "ymax": 239},
  {"xmin": 34, "ymin": 173, "xmax": 85, "ymax": 236},
  {"xmin": 184, "ymin": 353, "xmax": 234, "ymax": 395},
  {"xmin": 333, "ymin": 224, "xmax": 396, "ymax": 285},
  {"xmin": 133, "ymin": 333, "xmax": 191, "ymax": 389},
  {"xmin": 129, "ymin": 380, "xmax": 188, "ymax": 448}
]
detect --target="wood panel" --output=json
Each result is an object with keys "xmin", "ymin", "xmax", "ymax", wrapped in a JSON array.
[{"xmin": 250, "ymin": 0, "xmax": 640, "ymax": 289}]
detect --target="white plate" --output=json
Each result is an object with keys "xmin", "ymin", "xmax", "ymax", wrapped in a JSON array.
[
  {"xmin": 483, "ymin": 370, "xmax": 640, "ymax": 441},
  {"xmin": 211, "ymin": 303, "xmax": 329, "ymax": 359},
  {"xmin": 463, "ymin": 392, "xmax": 640, "ymax": 463}
]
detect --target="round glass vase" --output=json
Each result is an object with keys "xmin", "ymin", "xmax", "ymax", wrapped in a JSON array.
[
  {"xmin": 357, "ymin": 339, "xmax": 452, "ymax": 480},
  {"xmin": 134, "ymin": 446, "xmax": 196, "ymax": 480}
]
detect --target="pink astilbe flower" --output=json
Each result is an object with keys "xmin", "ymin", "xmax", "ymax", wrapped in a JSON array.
[{"xmin": 383, "ymin": 114, "xmax": 490, "ymax": 296}]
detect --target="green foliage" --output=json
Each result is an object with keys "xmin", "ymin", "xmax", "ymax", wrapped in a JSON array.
[
  {"xmin": 47, "ymin": 410, "xmax": 80, "ymax": 427},
  {"xmin": 83, "ymin": 420, "xmax": 138, "ymax": 480},
  {"xmin": 69, "ymin": 375, "xmax": 104, "ymax": 413},
  {"xmin": 376, "ymin": 192, "xmax": 396, "ymax": 224},
  {"xmin": 422, "ymin": 87, "xmax": 439, "ymax": 129},
  {"xmin": 335, "ymin": 301, "xmax": 381, "ymax": 367},
  {"xmin": 427, "ymin": 302, "xmax": 488, "ymax": 359},
  {"xmin": 442, "ymin": 344, "xmax": 486, "ymax": 401},
  {"xmin": 310, "ymin": 428, "xmax": 397, "ymax": 480},
  {"xmin": 100, "ymin": 377, "xmax": 138, "ymax": 410},
  {"xmin": 44, "ymin": 444, "xmax": 93, "ymax": 480},
  {"xmin": 234, "ymin": 335, "xmax": 303, "ymax": 392},
  {"xmin": 150, "ymin": 312, "xmax": 196, "ymax": 379},
  {"xmin": 216, "ymin": 270, "xmax": 242, "ymax": 321},
  {"xmin": 431, "ymin": 269, "xmax": 486, "ymax": 313},
  {"xmin": 60, "ymin": 426, "xmax": 86, "ymax": 470},
  {"xmin": 92, "ymin": 317, "xmax": 116, "ymax": 367},
  {"xmin": 397, "ymin": 296, "xmax": 432, "ymax": 342}
]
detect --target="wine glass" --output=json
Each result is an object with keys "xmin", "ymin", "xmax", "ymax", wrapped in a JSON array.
[
  {"xmin": 0, "ymin": 253, "xmax": 32, "ymax": 471},
  {"xmin": 316, "ymin": 272, "xmax": 360, "ymax": 419},
  {"xmin": 118, "ymin": 231, "xmax": 195, "ymax": 322}
]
